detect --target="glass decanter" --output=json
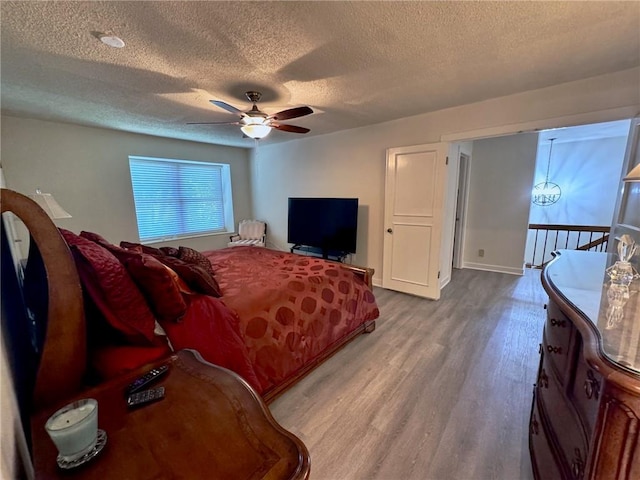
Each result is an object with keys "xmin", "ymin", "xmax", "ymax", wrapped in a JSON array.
[{"xmin": 606, "ymin": 234, "xmax": 639, "ymax": 286}]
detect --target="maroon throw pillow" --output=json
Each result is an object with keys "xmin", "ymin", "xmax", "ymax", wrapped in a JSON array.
[
  {"xmin": 80, "ymin": 230, "xmax": 110, "ymax": 244},
  {"xmin": 59, "ymin": 229, "xmax": 157, "ymax": 345},
  {"xmin": 178, "ymin": 246, "xmax": 216, "ymax": 278},
  {"xmin": 81, "ymin": 236, "xmax": 188, "ymax": 324},
  {"xmin": 122, "ymin": 253, "xmax": 188, "ymax": 323},
  {"xmin": 152, "ymin": 254, "xmax": 222, "ymax": 298},
  {"xmin": 160, "ymin": 246, "xmax": 179, "ymax": 257},
  {"xmin": 120, "ymin": 241, "xmax": 164, "ymax": 257}
]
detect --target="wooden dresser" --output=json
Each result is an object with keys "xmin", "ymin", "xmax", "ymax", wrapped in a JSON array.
[{"xmin": 529, "ymin": 250, "xmax": 640, "ymax": 480}]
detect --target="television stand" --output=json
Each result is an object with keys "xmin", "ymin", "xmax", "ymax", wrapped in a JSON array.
[{"xmin": 290, "ymin": 245, "xmax": 349, "ymax": 263}]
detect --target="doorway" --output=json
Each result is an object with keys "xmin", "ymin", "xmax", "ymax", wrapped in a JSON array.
[
  {"xmin": 524, "ymin": 119, "xmax": 631, "ymax": 268},
  {"xmin": 452, "ymin": 152, "xmax": 470, "ymax": 269}
]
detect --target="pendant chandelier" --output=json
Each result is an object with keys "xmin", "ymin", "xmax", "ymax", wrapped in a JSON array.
[{"xmin": 532, "ymin": 137, "xmax": 561, "ymax": 206}]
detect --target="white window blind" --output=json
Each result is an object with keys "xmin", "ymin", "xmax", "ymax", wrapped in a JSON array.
[{"xmin": 129, "ymin": 156, "xmax": 233, "ymax": 243}]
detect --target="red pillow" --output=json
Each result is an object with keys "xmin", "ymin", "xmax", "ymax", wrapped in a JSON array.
[
  {"xmin": 60, "ymin": 229, "xmax": 157, "ymax": 345},
  {"xmin": 122, "ymin": 253, "xmax": 188, "ymax": 323},
  {"xmin": 120, "ymin": 241, "xmax": 164, "ymax": 257},
  {"xmin": 118, "ymin": 239, "xmax": 221, "ymax": 297},
  {"xmin": 160, "ymin": 295, "xmax": 261, "ymax": 391},
  {"xmin": 80, "ymin": 232, "xmax": 188, "ymax": 323},
  {"xmin": 178, "ymin": 246, "xmax": 216, "ymax": 278},
  {"xmin": 91, "ymin": 344, "xmax": 171, "ymax": 381},
  {"xmin": 160, "ymin": 246, "xmax": 179, "ymax": 257},
  {"xmin": 161, "ymin": 263, "xmax": 194, "ymax": 294},
  {"xmin": 152, "ymin": 255, "xmax": 222, "ymax": 298},
  {"xmin": 79, "ymin": 230, "xmax": 110, "ymax": 244}
]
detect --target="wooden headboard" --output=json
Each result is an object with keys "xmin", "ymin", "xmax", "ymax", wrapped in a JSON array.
[{"xmin": 1, "ymin": 188, "xmax": 86, "ymax": 412}]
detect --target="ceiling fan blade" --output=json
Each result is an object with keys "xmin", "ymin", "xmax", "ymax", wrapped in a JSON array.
[
  {"xmin": 273, "ymin": 123, "xmax": 310, "ymax": 134},
  {"xmin": 187, "ymin": 121, "xmax": 240, "ymax": 125},
  {"xmin": 270, "ymin": 106, "xmax": 313, "ymax": 121},
  {"xmin": 210, "ymin": 100, "xmax": 243, "ymax": 115}
]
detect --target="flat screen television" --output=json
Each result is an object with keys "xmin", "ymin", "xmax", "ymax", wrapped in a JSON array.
[{"xmin": 288, "ymin": 197, "xmax": 358, "ymax": 254}]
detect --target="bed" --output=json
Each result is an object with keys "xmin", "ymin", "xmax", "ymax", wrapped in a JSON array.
[
  {"xmin": 203, "ymin": 246, "xmax": 378, "ymax": 399},
  {"xmin": 49, "ymin": 227, "xmax": 378, "ymax": 402}
]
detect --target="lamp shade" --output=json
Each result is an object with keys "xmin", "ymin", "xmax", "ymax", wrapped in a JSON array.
[
  {"xmin": 623, "ymin": 164, "xmax": 640, "ymax": 182},
  {"xmin": 240, "ymin": 124, "xmax": 272, "ymax": 139},
  {"xmin": 29, "ymin": 189, "xmax": 72, "ymax": 219}
]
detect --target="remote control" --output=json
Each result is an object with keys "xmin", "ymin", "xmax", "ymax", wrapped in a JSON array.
[
  {"xmin": 125, "ymin": 365, "xmax": 169, "ymax": 395},
  {"xmin": 127, "ymin": 387, "xmax": 165, "ymax": 408}
]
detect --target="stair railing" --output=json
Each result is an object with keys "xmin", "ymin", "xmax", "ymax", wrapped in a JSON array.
[{"xmin": 526, "ymin": 224, "xmax": 610, "ymax": 269}]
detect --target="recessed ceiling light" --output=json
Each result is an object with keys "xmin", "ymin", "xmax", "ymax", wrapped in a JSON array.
[{"xmin": 99, "ymin": 34, "xmax": 125, "ymax": 48}]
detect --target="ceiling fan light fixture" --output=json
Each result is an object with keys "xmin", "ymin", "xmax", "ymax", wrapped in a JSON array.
[
  {"xmin": 241, "ymin": 124, "xmax": 272, "ymax": 139},
  {"xmin": 242, "ymin": 115, "xmax": 268, "ymax": 126},
  {"xmin": 191, "ymin": 91, "xmax": 312, "ymax": 138}
]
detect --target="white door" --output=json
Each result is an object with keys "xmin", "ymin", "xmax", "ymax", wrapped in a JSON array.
[{"xmin": 383, "ymin": 142, "xmax": 449, "ymax": 299}]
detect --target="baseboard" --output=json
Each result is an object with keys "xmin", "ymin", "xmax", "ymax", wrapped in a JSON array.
[
  {"xmin": 462, "ymin": 262, "xmax": 524, "ymax": 276},
  {"xmin": 372, "ymin": 277, "xmax": 382, "ymax": 287}
]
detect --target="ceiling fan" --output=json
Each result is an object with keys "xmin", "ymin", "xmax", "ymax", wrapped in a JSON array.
[{"xmin": 188, "ymin": 91, "xmax": 313, "ymax": 139}]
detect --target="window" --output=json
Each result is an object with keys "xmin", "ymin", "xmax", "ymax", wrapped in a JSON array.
[{"xmin": 128, "ymin": 156, "xmax": 234, "ymax": 243}]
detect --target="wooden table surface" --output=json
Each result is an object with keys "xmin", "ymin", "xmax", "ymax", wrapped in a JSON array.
[{"xmin": 31, "ymin": 350, "xmax": 310, "ymax": 479}]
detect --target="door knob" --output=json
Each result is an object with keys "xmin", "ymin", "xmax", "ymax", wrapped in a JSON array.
[{"xmin": 387, "ymin": 228, "xmax": 393, "ymax": 233}]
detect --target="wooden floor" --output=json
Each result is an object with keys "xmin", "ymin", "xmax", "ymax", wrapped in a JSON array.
[{"xmin": 270, "ymin": 267, "xmax": 547, "ymax": 480}]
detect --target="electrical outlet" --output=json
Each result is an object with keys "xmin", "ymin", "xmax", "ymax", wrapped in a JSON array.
[{"xmin": 478, "ymin": 249, "xmax": 485, "ymax": 257}]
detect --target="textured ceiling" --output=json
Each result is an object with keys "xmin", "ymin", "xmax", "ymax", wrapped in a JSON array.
[{"xmin": 1, "ymin": 1, "xmax": 639, "ymax": 148}]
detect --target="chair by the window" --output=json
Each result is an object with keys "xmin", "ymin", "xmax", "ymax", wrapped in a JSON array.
[{"xmin": 228, "ymin": 220, "xmax": 266, "ymax": 247}]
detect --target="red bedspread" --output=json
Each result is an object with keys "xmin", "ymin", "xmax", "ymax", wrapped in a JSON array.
[{"xmin": 203, "ymin": 247, "xmax": 379, "ymax": 394}]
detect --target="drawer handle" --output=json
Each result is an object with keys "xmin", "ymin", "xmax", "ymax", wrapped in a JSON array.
[
  {"xmin": 550, "ymin": 318, "xmax": 567, "ymax": 328},
  {"xmin": 539, "ymin": 368, "xmax": 549, "ymax": 389},
  {"xmin": 530, "ymin": 414, "xmax": 539, "ymax": 436},
  {"xmin": 538, "ymin": 343, "xmax": 542, "ymax": 354},
  {"xmin": 546, "ymin": 345, "xmax": 563, "ymax": 354},
  {"xmin": 571, "ymin": 448, "xmax": 584, "ymax": 479},
  {"xmin": 584, "ymin": 370, "xmax": 601, "ymax": 400}
]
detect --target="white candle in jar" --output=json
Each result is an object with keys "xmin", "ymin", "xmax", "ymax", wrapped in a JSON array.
[{"xmin": 45, "ymin": 399, "xmax": 98, "ymax": 460}]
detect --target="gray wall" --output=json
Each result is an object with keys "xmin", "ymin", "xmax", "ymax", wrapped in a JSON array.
[
  {"xmin": 1, "ymin": 116, "xmax": 252, "ymax": 251},
  {"xmin": 463, "ymin": 133, "xmax": 539, "ymax": 274},
  {"xmin": 251, "ymin": 68, "xmax": 639, "ymax": 284}
]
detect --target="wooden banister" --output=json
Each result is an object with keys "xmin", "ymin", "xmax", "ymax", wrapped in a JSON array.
[
  {"xmin": 528, "ymin": 224, "xmax": 610, "ymax": 233},
  {"xmin": 526, "ymin": 224, "xmax": 611, "ymax": 269}
]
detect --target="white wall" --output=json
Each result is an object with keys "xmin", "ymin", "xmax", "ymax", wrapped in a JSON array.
[
  {"xmin": 463, "ymin": 133, "xmax": 539, "ymax": 274},
  {"xmin": 1, "ymin": 116, "xmax": 252, "ymax": 252},
  {"xmin": 529, "ymin": 135, "xmax": 628, "ymax": 226},
  {"xmin": 251, "ymin": 68, "xmax": 640, "ymax": 285}
]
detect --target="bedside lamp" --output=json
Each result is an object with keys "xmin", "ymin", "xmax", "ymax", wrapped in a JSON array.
[{"xmin": 29, "ymin": 189, "xmax": 72, "ymax": 219}]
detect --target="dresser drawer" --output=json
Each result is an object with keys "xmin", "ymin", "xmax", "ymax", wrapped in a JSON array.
[
  {"xmin": 546, "ymin": 300, "xmax": 574, "ymax": 344},
  {"xmin": 530, "ymin": 389, "xmax": 567, "ymax": 480},
  {"xmin": 543, "ymin": 325, "xmax": 575, "ymax": 385},
  {"xmin": 569, "ymin": 345, "xmax": 602, "ymax": 438},
  {"xmin": 538, "ymin": 353, "xmax": 589, "ymax": 479},
  {"xmin": 544, "ymin": 301, "xmax": 576, "ymax": 384}
]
